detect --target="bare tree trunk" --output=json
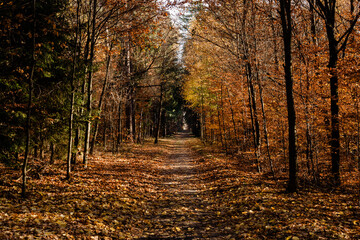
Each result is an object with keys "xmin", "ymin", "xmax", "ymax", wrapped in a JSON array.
[
  {"xmin": 220, "ymin": 82, "xmax": 229, "ymax": 154},
  {"xmin": 280, "ymin": 0, "xmax": 298, "ymax": 193},
  {"xmin": 315, "ymin": 0, "xmax": 360, "ymax": 185},
  {"xmin": 200, "ymin": 95, "xmax": 204, "ymax": 141},
  {"xmin": 246, "ymin": 68, "xmax": 261, "ymax": 172},
  {"xmin": 137, "ymin": 109, "xmax": 143, "ymax": 143},
  {"xmin": 66, "ymin": 0, "xmax": 80, "ymax": 179},
  {"xmin": 117, "ymin": 100, "xmax": 123, "ymax": 151},
  {"xmin": 154, "ymin": 84, "xmax": 163, "ymax": 144},
  {"xmin": 83, "ymin": 0, "xmax": 97, "ymax": 168},
  {"xmin": 226, "ymin": 87, "xmax": 239, "ymax": 146},
  {"xmin": 50, "ymin": 143, "xmax": 55, "ymax": 165},
  {"xmin": 90, "ymin": 43, "xmax": 112, "ymax": 154},
  {"xmin": 39, "ymin": 125, "xmax": 44, "ymax": 160},
  {"xmin": 72, "ymin": 128, "xmax": 80, "ymax": 164},
  {"xmin": 103, "ymin": 109, "xmax": 107, "ymax": 151},
  {"xmin": 67, "ymin": 84, "xmax": 75, "ymax": 178},
  {"xmin": 257, "ymin": 75, "xmax": 275, "ymax": 176},
  {"xmin": 217, "ymin": 105, "xmax": 224, "ymax": 148},
  {"xmin": 22, "ymin": 0, "xmax": 36, "ymax": 198}
]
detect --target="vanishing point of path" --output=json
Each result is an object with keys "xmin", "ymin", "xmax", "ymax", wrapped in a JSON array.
[{"xmin": 138, "ymin": 133, "xmax": 233, "ymax": 239}]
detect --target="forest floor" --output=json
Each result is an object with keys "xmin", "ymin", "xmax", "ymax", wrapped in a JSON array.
[{"xmin": 1, "ymin": 133, "xmax": 360, "ymax": 239}]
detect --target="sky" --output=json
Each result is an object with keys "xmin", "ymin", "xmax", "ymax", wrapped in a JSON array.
[{"xmin": 163, "ymin": 1, "xmax": 193, "ymax": 64}]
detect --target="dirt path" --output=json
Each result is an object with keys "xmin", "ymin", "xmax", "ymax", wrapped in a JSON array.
[{"xmin": 138, "ymin": 133, "xmax": 231, "ymax": 239}]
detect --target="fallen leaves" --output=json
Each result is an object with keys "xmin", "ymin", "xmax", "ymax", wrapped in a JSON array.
[
  {"xmin": 1, "ymin": 135, "xmax": 360, "ymax": 239},
  {"xmin": 0, "ymin": 141, "xmax": 166, "ymax": 239},
  {"xmin": 190, "ymin": 138, "xmax": 360, "ymax": 239}
]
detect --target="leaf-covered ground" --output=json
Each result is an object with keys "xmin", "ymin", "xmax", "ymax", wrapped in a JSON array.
[{"xmin": 1, "ymin": 133, "xmax": 360, "ymax": 239}]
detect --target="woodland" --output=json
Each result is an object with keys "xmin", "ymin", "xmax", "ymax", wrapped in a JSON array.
[{"xmin": 1, "ymin": 0, "xmax": 360, "ymax": 239}]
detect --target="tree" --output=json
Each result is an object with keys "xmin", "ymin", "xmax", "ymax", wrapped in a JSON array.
[
  {"xmin": 21, "ymin": 0, "xmax": 36, "ymax": 198},
  {"xmin": 314, "ymin": 0, "xmax": 360, "ymax": 186},
  {"xmin": 279, "ymin": 0, "xmax": 298, "ymax": 192},
  {"xmin": 66, "ymin": 0, "xmax": 81, "ymax": 179}
]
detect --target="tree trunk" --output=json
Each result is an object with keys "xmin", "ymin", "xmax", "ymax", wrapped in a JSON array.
[
  {"xmin": 257, "ymin": 75, "xmax": 275, "ymax": 176},
  {"xmin": 220, "ymin": 82, "xmax": 229, "ymax": 154},
  {"xmin": 324, "ymin": 14, "xmax": 340, "ymax": 184},
  {"xmin": 217, "ymin": 105, "xmax": 224, "ymax": 148},
  {"xmin": 280, "ymin": 0, "xmax": 298, "ymax": 193},
  {"xmin": 22, "ymin": 0, "xmax": 36, "ymax": 198},
  {"xmin": 83, "ymin": 0, "xmax": 97, "ymax": 168},
  {"xmin": 66, "ymin": 0, "xmax": 80, "ymax": 180},
  {"xmin": 246, "ymin": 66, "xmax": 261, "ymax": 172},
  {"xmin": 137, "ymin": 109, "xmax": 143, "ymax": 144},
  {"xmin": 154, "ymin": 84, "xmax": 163, "ymax": 144},
  {"xmin": 117, "ymin": 100, "xmax": 123, "ymax": 151},
  {"xmin": 315, "ymin": 0, "xmax": 360, "ymax": 185},
  {"xmin": 50, "ymin": 143, "xmax": 55, "ymax": 165},
  {"xmin": 72, "ymin": 128, "xmax": 80, "ymax": 165},
  {"xmin": 67, "ymin": 88, "xmax": 75, "ymax": 179},
  {"xmin": 200, "ymin": 94, "xmax": 204, "ymax": 141},
  {"xmin": 226, "ymin": 87, "xmax": 239, "ymax": 147},
  {"xmin": 103, "ymin": 110, "xmax": 107, "ymax": 150},
  {"xmin": 329, "ymin": 53, "xmax": 340, "ymax": 185},
  {"xmin": 90, "ymin": 44, "xmax": 112, "ymax": 154}
]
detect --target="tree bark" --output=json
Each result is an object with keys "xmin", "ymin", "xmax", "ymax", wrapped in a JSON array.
[
  {"xmin": 50, "ymin": 143, "xmax": 55, "ymax": 165},
  {"xmin": 83, "ymin": 0, "xmax": 97, "ymax": 168},
  {"xmin": 226, "ymin": 87, "xmax": 239, "ymax": 147},
  {"xmin": 246, "ymin": 65, "xmax": 261, "ymax": 172},
  {"xmin": 315, "ymin": 0, "xmax": 360, "ymax": 185},
  {"xmin": 22, "ymin": 0, "xmax": 36, "ymax": 198},
  {"xmin": 117, "ymin": 100, "xmax": 123, "ymax": 151},
  {"xmin": 280, "ymin": 0, "xmax": 298, "ymax": 192},
  {"xmin": 66, "ymin": 0, "xmax": 80, "ymax": 180},
  {"xmin": 257, "ymin": 74, "xmax": 275, "ymax": 176},
  {"xmin": 90, "ymin": 44, "xmax": 112, "ymax": 154},
  {"xmin": 154, "ymin": 84, "xmax": 163, "ymax": 144}
]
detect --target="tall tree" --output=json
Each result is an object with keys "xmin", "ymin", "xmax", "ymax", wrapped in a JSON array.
[
  {"xmin": 314, "ymin": 0, "xmax": 360, "ymax": 185},
  {"xmin": 279, "ymin": 0, "xmax": 298, "ymax": 192},
  {"xmin": 66, "ymin": 0, "xmax": 81, "ymax": 179},
  {"xmin": 22, "ymin": 0, "xmax": 36, "ymax": 198},
  {"xmin": 83, "ymin": 0, "xmax": 97, "ymax": 167}
]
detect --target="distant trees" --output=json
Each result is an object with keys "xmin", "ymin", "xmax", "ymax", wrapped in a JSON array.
[{"xmin": 183, "ymin": 0, "xmax": 360, "ymax": 188}]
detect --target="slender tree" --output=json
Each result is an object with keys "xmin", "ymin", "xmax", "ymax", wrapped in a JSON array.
[
  {"xmin": 66, "ymin": 0, "xmax": 81, "ymax": 179},
  {"xmin": 90, "ymin": 42, "xmax": 112, "ymax": 154},
  {"xmin": 154, "ymin": 83, "xmax": 163, "ymax": 144},
  {"xmin": 22, "ymin": 0, "xmax": 36, "ymax": 198},
  {"xmin": 83, "ymin": 0, "xmax": 97, "ymax": 167},
  {"xmin": 279, "ymin": 0, "xmax": 298, "ymax": 192}
]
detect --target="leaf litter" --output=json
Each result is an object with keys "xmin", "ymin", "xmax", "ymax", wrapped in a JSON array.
[{"xmin": 0, "ymin": 133, "xmax": 360, "ymax": 239}]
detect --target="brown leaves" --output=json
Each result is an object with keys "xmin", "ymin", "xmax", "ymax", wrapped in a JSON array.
[
  {"xmin": 1, "ymin": 135, "xmax": 360, "ymax": 239},
  {"xmin": 0, "ymin": 142, "xmax": 163, "ymax": 239},
  {"xmin": 191, "ymin": 137, "xmax": 360, "ymax": 239}
]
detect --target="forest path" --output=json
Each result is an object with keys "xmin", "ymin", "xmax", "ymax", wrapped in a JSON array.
[
  {"xmin": 1, "ymin": 132, "xmax": 359, "ymax": 239},
  {"xmin": 138, "ymin": 132, "xmax": 231, "ymax": 239}
]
